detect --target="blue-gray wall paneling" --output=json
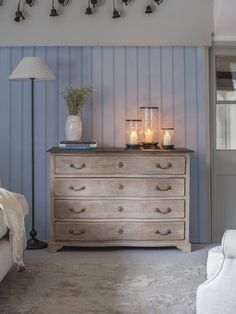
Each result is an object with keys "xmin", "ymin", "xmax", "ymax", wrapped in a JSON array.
[{"xmin": 0, "ymin": 46, "xmax": 209, "ymax": 242}]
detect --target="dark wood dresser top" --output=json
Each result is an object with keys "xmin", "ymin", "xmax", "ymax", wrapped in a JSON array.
[{"xmin": 48, "ymin": 147, "xmax": 193, "ymax": 154}]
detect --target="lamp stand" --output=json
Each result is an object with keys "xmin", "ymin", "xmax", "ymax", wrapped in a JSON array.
[{"xmin": 27, "ymin": 78, "xmax": 47, "ymax": 250}]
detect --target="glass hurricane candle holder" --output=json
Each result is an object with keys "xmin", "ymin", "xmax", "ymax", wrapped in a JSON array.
[
  {"xmin": 125, "ymin": 119, "xmax": 142, "ymax": 149},
  {"xmin": 161, "ymin": 128, "xmax": 175, "ymax": 149},
  {"xmin": 140, "ymin": 106, "xmax": 159, "ymax": 148}
]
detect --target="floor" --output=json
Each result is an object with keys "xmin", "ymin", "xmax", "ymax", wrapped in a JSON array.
[
  {"xmin": 24, "ymin": 243, "xmax": 217, "ymax": 265},
  {"xmin": 1, "ymin": 244, "xmax": 217, "ymax": 314}
]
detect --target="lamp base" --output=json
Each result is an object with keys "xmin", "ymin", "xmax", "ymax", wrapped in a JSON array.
[{"xmin": 27, "ymin": 238, "xmax": 48, "ymax": 250}]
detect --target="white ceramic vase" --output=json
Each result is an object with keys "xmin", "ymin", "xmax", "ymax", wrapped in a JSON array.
[{"xmin": 65, "ymin": 115, "xmax": 82, "ymax": 141}]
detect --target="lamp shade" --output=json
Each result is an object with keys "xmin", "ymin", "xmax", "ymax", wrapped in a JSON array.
[{"xmin": 9, "ymin": 57, "xmax": 55, "ymax": 81}]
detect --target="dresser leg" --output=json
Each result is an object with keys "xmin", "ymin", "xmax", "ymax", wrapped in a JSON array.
[
  {"xmin": 48, "ymin": 243, "xmax": 63, "ymax": 253},
  {"xmin": 177, "ymin": 243, "xmax": 192, "ymax": 253}
]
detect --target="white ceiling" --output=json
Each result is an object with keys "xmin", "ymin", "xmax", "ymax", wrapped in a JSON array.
[{"xmin": 214, "ymin": 0, "xmax": 236, "ymax": 41}]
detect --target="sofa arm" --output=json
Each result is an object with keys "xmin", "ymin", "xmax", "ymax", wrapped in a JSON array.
[{"xmin": 222, "ymin": 230, "xmax": 236, "ymax": 258}]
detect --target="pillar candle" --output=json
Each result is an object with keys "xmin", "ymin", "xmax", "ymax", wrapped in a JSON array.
[
  {"xmin": 163, "ymin": 131, "xmax": 172, "ymax": 146},
  {"xmin": 144, "ymin": 129, "xmax": 153, "ymax": 143},
  {"xmin": 129, "ymin": 131, "xmax": 138, "ymax": 145}
]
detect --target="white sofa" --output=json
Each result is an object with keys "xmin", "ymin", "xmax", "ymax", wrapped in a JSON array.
[
  {"xmin": 196, "ymin": 230, "xmax": 236, "ymax": 314},
  {"xmin": 0, "ymin": 192, "xmax": 28, "ymax": 282}
]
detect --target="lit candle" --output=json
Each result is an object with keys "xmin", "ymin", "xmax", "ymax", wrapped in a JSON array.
[
  {"xmin": 163, "ymin": 130, "xmax": 172, "ymax": 146},
  {"xmin": 129, "ymin": 131, "xmax": 138, "ymax": 145},
  {"xmin": 144, "ymin": 129, "xmax": 153, "ymax": 143}
]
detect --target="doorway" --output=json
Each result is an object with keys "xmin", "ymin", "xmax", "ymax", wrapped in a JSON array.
[{"xmin": 211, "ymin": 47, "xmax": 236, "ymax": 242}]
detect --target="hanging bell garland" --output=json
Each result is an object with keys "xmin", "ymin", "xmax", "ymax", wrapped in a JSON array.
[
  {"xmin": 8, "ymin": 0, "xmax": 166, "ymax": 21},
  {"xmin": 84, "ymin": 0, "xmax": 166, "ymax": 18}
]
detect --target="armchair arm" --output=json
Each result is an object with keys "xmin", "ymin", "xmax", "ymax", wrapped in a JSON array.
[
  {"xmin": 222, "ymin": 230, "xmax": 236, "ymax": 258},
  {"xmin": 206, "ymin": 230, "xmax": 236, "ymax": 279},
  {"xmin": 206, "ymin": 246, "xmax": 224, "ymax": 279}
]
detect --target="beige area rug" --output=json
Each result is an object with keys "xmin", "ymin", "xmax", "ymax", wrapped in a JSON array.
[{"xmin": 0, "ymin": 262, "xmax": 206, "ymax": 314}]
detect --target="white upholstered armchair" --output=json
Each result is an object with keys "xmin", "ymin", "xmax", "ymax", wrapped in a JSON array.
[{"xmin": 197, "ymin": 230, "xmax": 236, "ymax": 314}]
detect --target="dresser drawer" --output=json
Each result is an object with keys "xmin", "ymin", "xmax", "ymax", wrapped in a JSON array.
[
  {"xmin": 55, "ymin": 221, "xmax": 185, "ymax": 241},
  {"xmin": 55, "ymin": 199, "xmax": 185, "ymax": 219},
  {"xmin": 54, "ymin": 155, "xmax": 186, "ymax": 175},
  {"xmin": 55, "ymin": 178, "xmax": 185, "ymax": 197}
]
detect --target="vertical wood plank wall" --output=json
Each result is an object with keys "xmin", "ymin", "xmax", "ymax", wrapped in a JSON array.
[{"xmin": 0, "ymin": 46, "xmax": 209, "ymax": 243}]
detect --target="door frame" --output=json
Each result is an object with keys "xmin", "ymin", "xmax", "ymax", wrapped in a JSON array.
[{"xmin": 210, "ymin": 43, "xmax": 236, "ymax": 242}]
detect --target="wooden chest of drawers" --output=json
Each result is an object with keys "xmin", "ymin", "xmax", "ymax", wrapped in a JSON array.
[{"xmin": 48, "ymin": 148, "xmax": 192, "ymax": 253}]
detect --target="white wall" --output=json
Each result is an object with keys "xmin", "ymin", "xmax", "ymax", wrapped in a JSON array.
[
  {"xmin": 0, "ymin": 0, "xmax": 213, "ymax": 46},
  {"xmin": 214, "ymin": 0, "xmax": 236, "ymax": 41}
]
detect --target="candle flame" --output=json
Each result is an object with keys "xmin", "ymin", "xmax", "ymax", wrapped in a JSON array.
[{"xmin": 145, "ymin": 128, "xmax": 153, "ymax": 134}]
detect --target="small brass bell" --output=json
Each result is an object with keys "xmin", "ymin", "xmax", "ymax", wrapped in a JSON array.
[
  {"xmin": 145, "ymin": 4, "xmax": 153, "ymax": 14},
  {"xmin": 91, "ymin": 0, "xmax": 98, "ymax": 8},
  {"xmin": 50, "ymin": 0, "xmax": 59, "ymax": 16},
  {"xmin": 14, "ymin": 0, "xmax": 25, "ymax": 22},
  {"xmin": 112, "ymin": 8, "xmax": 121, "ymax": 18},
  {"xmin": 85, "ymin": 6, "xmax": 93, "ymax": 15}
]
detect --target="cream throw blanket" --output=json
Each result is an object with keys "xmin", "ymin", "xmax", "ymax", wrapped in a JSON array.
[{"xmin": 0, "ymin": 188, "xmax": 26, "ymax": 271}]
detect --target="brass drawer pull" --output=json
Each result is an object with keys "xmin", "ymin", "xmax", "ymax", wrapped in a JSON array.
[
  {"xmin": 69, "ymin": 162, "xmax": 86, "ymax": 170},
  {"xmin": 118, "ymin": 206, "xmax": 124, "ymax": 212},
  {"xmin": 69, "ymin": 208, "xmax": 86, "ymax": 214},
  {"xmin": 155, "ymin": 229, "xmax": 171, "ymax": 236},
  {"xmin": 155, "ymin": 207, "xmax": 172, "ymax": 214},
  {"xmin": 69, "ymin": 229, "xmax": 86, "ymax": 236},
  {"xmin": 118, "ymin": 228, "xmax": 124, "ymax": 235},
  {"xmin": 118, "ymin": 184, "xmax": 124, "ymax": 190},
  {"xmin": 69, "ymin": 185, "xmax": 86, "ymax": 192},
  {"xmin": 155, "ymin": 185, "xmax": 172, "ymax": 191},
  {"xmin": 156, "ymin": 162, "xmax": 172, "ymax": 169},
  {"xmin": 117, "ymin": 161, "xmax": 125, "ymax": 168}
]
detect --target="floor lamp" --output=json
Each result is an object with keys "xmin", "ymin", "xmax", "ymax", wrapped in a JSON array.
[{"xmin": 9, "ymin": 57, "xmax": 56, "ymax": 250}]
